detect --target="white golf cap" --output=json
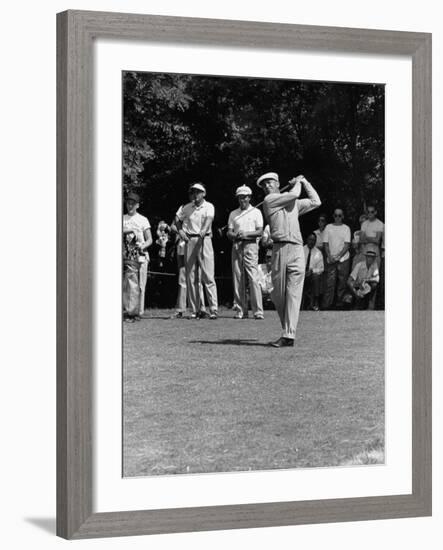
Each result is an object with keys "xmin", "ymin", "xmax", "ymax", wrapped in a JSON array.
[
  {"xmin": 189, "ymin": 182, "xmax": 206, "ymax": 193},
  {"xmin": 256, "ymin": 172, "xmax": 279, "ymax": 188},
  {"xmin": 235, "ymin": 185, "xmax": 252, "ymax": 196}
]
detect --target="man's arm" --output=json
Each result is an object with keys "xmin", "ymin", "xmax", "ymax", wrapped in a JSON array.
[
  {"xmin": 297, "ymin": 178, "xmax": 321, "ymax": 216},
  {"xmin": 199, "ymin": 204, "xmax": 215, "ymax": 238},
  {"xmin": 263, "ymin": 175, "xmax": 305, "ymax": 215},
  {"xmin": 323, "ymin": 242, "xmax": 334, "ymax": 264},
  {"xmin": 140, "ymin": 228, "xmax": 153, "ymax": 251},
  {"xmin": 334, "ymin": 242, "xmax": 350, "ymax": 261},
  {"xmin": 347, "ymin": 275, "xmax": 358, "ymax": 295}
]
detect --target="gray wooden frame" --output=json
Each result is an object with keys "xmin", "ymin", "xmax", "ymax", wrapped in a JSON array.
[{"xmin": 57, "ymin": 9, "xmax": 432, "ymax": 539}]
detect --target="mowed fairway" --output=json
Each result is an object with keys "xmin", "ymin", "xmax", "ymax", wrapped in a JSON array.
[{"xmin": 123, "ymin": 310, "xmax": 384, "ymax": 477}]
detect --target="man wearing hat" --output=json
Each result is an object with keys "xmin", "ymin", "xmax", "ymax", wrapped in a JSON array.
[
  {"xmin": 227, "ymin": 185, "xmax": 264, "ymax": 319},
  {"xmin": 175, "ymin": 182, "xmax": 218, "ymax": 319},
  {"xmin": 258, "ymin": 172, "xmax": 321, "ymax": 347},
  {"xmin": 123, "ymin": 192, "xmax": 153, "ymax": 320},
  {"xmin": 346, "ymin": 244, "xmax": 380, "ymax": 310}
]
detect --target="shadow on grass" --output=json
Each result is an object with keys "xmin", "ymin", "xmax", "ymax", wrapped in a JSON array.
[{"xmin": 189, "ymin": 338, "xmax": 270, "ymax": 347}]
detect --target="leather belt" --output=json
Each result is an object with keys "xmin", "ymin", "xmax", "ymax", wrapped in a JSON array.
[{"xmin": 187, "ymin": 233, "xmax": 211, "ymax": 238}]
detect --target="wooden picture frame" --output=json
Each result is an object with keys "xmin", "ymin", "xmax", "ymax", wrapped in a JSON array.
[{"xmin": 57, "ymin": 10, "xmax": 432, "ymax": 539}]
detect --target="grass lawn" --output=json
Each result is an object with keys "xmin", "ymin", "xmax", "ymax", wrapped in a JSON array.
[{"xmin": 123, "ymin": 310, "xmax": 384, "ymax": 477}]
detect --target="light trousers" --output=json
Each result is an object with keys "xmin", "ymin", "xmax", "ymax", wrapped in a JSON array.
[
  {"xmin": 231, "ymin": 242, "xmax": 264, "ymax": 317},
  {"xmin": 185, "ymin": 236, "xmax": 218, "ymax": 313},
  {"xmin": 271, "ymin": 243, "xmax": 305, "ymax": 339},
  {"xmin": 176, "ymin": 254, "xmax": 206, "ymax": 313}
]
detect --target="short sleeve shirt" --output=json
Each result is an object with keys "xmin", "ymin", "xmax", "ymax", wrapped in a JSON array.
[
  {"xmin": 350, "ymin": 260, "xmax": 380, "ymax": 285},
  {"xmin": 228, "ymin": 206, "xmax": 263, "ymax": 236},
  {"xmin": 176, "ymin": 200, "xmax": 215, "ymax": 235},
  {"xmin": 123, "ymin": 213, "xmax": 151, "ymax": 261},
  {"xmin": 323, "ymin": 223, "xmax": 351, "ymax": 262},
  {"xmin": 314, "ymin": 228, "xmax": 326, "ymax": 249},
  {"xmin": 361, "ymin": 219, "xmax": 384, "ymax": 255}
]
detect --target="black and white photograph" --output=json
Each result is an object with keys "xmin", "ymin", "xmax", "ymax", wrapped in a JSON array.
[{"xmin": 122, "ymin": 71, "xmax": 385, "ymax": 478}]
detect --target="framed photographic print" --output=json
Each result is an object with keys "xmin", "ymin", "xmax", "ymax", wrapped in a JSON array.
[{"xmin": 57, "ymin": 10, "xmax": 432, "ymax": 539}]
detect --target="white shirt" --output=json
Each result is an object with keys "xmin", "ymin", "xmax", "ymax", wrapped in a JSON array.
[
  {"xmin": 314, "ymin": 228, "xmax": 326, "ymax": 249},
  {"xmin": 263, "ymin": 180, "xmax": 321, "ymax": 245},
  {"xmin": 361, "ymin": 218, "xmax": 384, "ymax": 255},
  {"xmin": 350, "ymin": 260, "xmax": 380, "ymax": 285},
  {"xmin": 123, "ymin": 213, "xmax": 151, "ymax": 261},
  {"xmin": 323, "ymin": 223, "xmax": 351, "ymax": 262},
  {"xmin": 228, "ymin": 205, "xmax": 263, "ymax": 237},
  {"xmin": 176, "ymin": 200, "xmax": 215, "ymax": 235},
  {"xmin": 303, "ymin": 245, "xmax": 324, "ymax": 275}
]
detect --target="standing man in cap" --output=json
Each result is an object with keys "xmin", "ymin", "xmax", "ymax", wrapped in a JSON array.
[
  {"xmin": 227, "ymin": 185, "xmax": 264, "ymax": 320},
  {"xmin": 123, "ymin": 192, "xmax": 153, "ymax": 320},
  {"xmin": 258, "ymin": 172, "xmax": 321, "ymax": 347},
  {"xmin": 175, "ymin": 182, "xmax": 218, "ymax": 319}
]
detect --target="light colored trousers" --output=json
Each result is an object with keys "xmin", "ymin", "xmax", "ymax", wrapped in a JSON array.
[
  {"xmin": 185, "ymin": 236, "xmax": 218, "ymax": 313},
  {"xmin": 271, "ymin": 242, "xmax": 305, "ymax": 339},
  {"xmin": 138, "ymin": 261, "xmax": 148, "ymax": 316},
  {"xmin": 176, "ymin": 254, "xmax": 206, "ymax": 313},
  {"xmin": 231, "ymin": 242, "xmax": 264, "ymax": 317}
]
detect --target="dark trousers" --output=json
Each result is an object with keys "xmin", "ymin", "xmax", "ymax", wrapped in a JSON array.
[
  {"xmin": 322, "ymin": 259, "xmax": 350, "ymax": 309},
  {"xmin": 302, "ymin": 273, "xmax": 321, "ymax": 309},
  {"xmin": 355, "ymin": 284, "xmax": 378, "ymax": 310}
]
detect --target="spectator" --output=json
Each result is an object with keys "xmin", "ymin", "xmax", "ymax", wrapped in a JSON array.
[
  {"xmin": 302, "ymin": 233, "xmax": 324, "ymax": 310},
  {"xmin": 170, "ymin": 214, "xmax": 206, "ymax": 319},
  {"xmin": 314, "ymin": 213, "xmax": 327, "ymax": 252},
  {"xmin": 322, "ymin": 208, "xmax": 351, "ymax": 309},
  {"xmin": 155, "ymin": 220, "xmax": 170, "ymax": 268},
  {"xmin": 175, "ymin": 182, "xmax": 218, "ymax": 319},
  {"xmin": 122, "ymin": 192, "xmax": 152, "ymax": 320},
  {"xmin": 360, "ymin": 205, "xmax": 384, "ymax": 263},
  {"xmin": 227, "ymin": 185, "xmax": 264, "ymax": 320},
  {"xmin": 351, "ymin": 213, "xmax": 368, "ymax": 269},
  {"xmin": 346, "ymin": 246, "xmax": 380, "ymax": 310}
]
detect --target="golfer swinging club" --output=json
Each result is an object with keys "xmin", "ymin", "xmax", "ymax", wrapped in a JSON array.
[{"xmin": 257, "ymin": 172, "xmax": 321, "ymax": 347}]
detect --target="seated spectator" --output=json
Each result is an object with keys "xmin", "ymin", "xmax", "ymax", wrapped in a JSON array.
[
  {"xmin": 302, "ymin": 233, "xmax": 324, "ymax": 310},
  {"xmin": 345, "ymin": 245, "xmax": 380, "ymax": 310}
]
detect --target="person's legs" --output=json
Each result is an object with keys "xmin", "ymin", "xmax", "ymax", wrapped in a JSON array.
[
  {"xmin": 199, "ymin": 238, "xmax": 218, "ymax": 313},
  {"xmin": 270, "ymin": 243, "xmax": 287, "ymax": 329},
  {"xmin": 138, "ymin": 260, "xmax": 148, "ymax": 316},
  {"xmin": 184, "ymin": 238, "xmax": 200, "ymax": 314},
  {"xmin": 301, "ymin": 274, "xmax": 312, "ymax": 310},
  {"xmin": 123, "ymin": 261, "xmax": 140, "ymax": 318},
  {"xmin": 198, "ymin": 270, "xmax": 207, "ymax": 313},
  {"xmin": 367, "ymin": 284, "xmax": 378, "ymax": 310},
  {"xmin": 243, "ymin": 243, "xmax": 264, "ymax": 318},
  {"xmin": 311, "ymin": 274, "xmax": 321, "ymax": 309},
  {"xmin": 336, "ymin": 259, "xmax": 350, "ymax": 306},
  {"xmin": 282, "ymin": 244, "xmax": 305, "ymax": 339},
  {"xmin": 231, "ymin": 243, "xmax": 247, "ymax": 316},
  {"xmin": 176, "ymin": 254, "xmax": 187, "ymax": 313},
  {"xmin": 322, "ymin": 263, "xmax": 337, "ymax": 309}
]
